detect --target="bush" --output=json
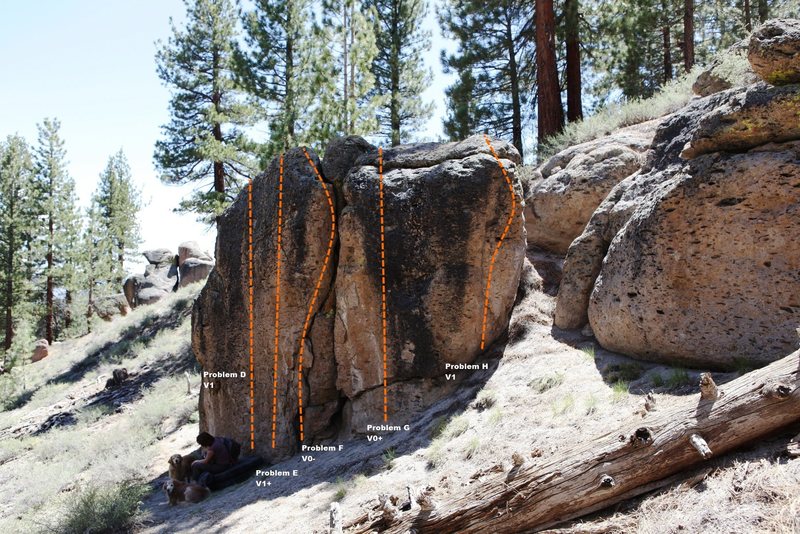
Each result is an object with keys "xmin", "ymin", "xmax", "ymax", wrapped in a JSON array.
[
  {"xmin": 56, "ymin": 480, "xmax": 148, "ymax": 534},
  {"xmin": 529, "ymin": 373, "xmax": 565, "ymax": 393},
  {"xmin": 540, "ymin": 69, "xmax": 700, "ymax": 159}
]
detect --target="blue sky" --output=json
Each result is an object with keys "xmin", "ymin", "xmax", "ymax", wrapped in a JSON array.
[{"xmin": 0, "ymin": 0, "xmax": 455, "ymax": 268}]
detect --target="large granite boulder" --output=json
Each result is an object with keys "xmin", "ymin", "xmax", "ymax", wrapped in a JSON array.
[
  {"xmin": 589, "ymin": 142, "xmax": 800, "ymax": 368},
  {"xmin": 525, "ymin": 120, "xmax": 658, "ymax": 254},
  {"xmin": 681, "ymin": 83, "xmax": 800, "ymax": 159},
  {"xmin": 336, "ymin": 136, "xmax": 525, "ymax": 431},
  {"xmin": 749, "ymin": 19, "xmax": 800, "ymax": 85},
  {"xmin": 555, "ymin": 82, "xmax": 800, "ymax": 368},
  {"xmin": 192, "ymin": 135, "xmax": 527, "ymax": 459},
  {"xmin": 193, "ymin": 147, "xmax": 338, "ymax": 461}
]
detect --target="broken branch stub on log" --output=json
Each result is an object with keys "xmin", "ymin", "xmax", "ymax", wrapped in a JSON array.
[{"xmin": 350, "ymin": 349, "xmax": 800, "ymax": 534}]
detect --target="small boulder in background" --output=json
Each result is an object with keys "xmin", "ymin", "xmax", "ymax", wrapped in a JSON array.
[
  {"xmin": 748, "ymin": 18, "xmax": 800, "ymax": 85},
  {"xmin": 31, "ymin": 339, "xmax": 49, "ymax": 362}
]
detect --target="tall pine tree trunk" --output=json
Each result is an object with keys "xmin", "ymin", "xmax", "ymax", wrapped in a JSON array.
[
  {"xmin": 683, "ymin": 0, "xmax": 695, "ymax": 72},
  {"xmin": 757, "ymin": 0, "xmax": 768, "ymax": 23},
  {"xmin": 662, "ymin": 0, "xmax": 673, "ymax": 83},
  {"xmin": 65, "ymin": 289, "xmax": 72, "ymax": 332},
  {"xmin": 86, "ymin": 279, "xmax": 93, "ymax": 334},
  {"xmin": 286, "ymin": 8, "xmax": 296, "ymax": 142},
  {"xmin": 212, "ymin": 44, "xmax": 225, "ymax": 196},
  {"xmin": 342, "ymin": 0, "xmax": 350, "ymax": 132},
  {"xmin": 349, "ymin": 1, "xmax": 356, "ymax": 133},
  {"xmin": 505, "ymin": 16, "xmax": 524, "ymax": 159},
  {"xmin": 4, "ymin": 232, "xmax": 13, "ymax": 350},
  {"xmin": 46, "ymin": 213, "xmax": 54, "ymax": 344},
  {"xmin": 536, "ymin": 0, "xmax": 564, "ymax": 146},
  {"xmin": 565, "ymin": 0, "xmax": 583, "ymax": 123},
  {"xmin": 390, "ymin": 0, "xmax": 401, "ymax": 146},
  {"xmin": 744, "ymin": 0, "xmax": 752, "ymax": 32}
]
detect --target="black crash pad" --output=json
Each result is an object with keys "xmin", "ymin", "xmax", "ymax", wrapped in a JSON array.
[{"xmin": 204, "ymin": 455, "xmax": 265, "ymax": 491}]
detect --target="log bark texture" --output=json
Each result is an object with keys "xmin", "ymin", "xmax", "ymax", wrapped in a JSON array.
[{"xmin": 349, "ymin": 349, "xmax": 800, "ymax": 533}]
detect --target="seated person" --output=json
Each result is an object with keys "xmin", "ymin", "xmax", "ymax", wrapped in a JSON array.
[{"xmin": 191, "ymin": 432, "xmax": 239, "ymax": 482}]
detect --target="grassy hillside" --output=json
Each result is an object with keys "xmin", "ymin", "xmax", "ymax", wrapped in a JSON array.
[{"xmin": 0, "ymin": 284, "xmax": 202, "ymax": 533}]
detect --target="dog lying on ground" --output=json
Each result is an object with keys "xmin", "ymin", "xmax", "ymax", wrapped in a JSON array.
[
  {"xmin": 163, "ymin": 478, "xmax": 210, "ymax": 505},
  {"xmin": 168, "ymin": 453, "xmax": 195, "ymax": 482}
]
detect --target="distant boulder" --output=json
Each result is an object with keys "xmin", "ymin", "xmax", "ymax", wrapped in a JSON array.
[
  {"xmin": 178, "ymin": 241, "xmax": 213, "ymax": 265},
  {"xmin": 749, "ymin": 18, "xmax": 800, "ymax": 85},
  {"xmin": 693, "ymin": 40, "xmax": 759, "ymax": 97},
  {"xmin": 93, "ymin": 293, "xmax": 130, "ymax": 321},
  {"xmin": 143, "ymin": 248, "xmax": 175, "ymax": 266},
  {"xmin": 179, "ymin": 257, "xmax": 214, "ymax": 287},
  {"xmin": 31, "ymin": 339, "xmax": 49, "ymax": 362}
]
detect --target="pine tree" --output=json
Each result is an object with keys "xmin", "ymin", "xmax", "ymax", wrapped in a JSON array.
[
  {"xmin": 154, "ymin": 0, "xmax": 257, "ymax": 222},
  {"xmin": 364, "ymin": 0, "xmax": 434, "ymax": 145},
  {"xmin": 564, "ymin": 0, "xmax": 584, "ymax": 123},
  {"xmin": 442, "ymin": 69, "xmax": 485, "ymax": 141},
  {"xmin": 312, "ymin": 0, "xmax": 384, "ymax": 142},
  {"xmin": 93, "ymin": 150, "xmax": 142, "ymax": 284},
  {"xmin": 683, "ymin": 0, "xmax": 695, "ymax": 71},
  {"xmin": 536, "ymin": 0, "xmax": 564, "ymax": 145},
  {"xmin": 237, "ymin": 0, "xmax": 321, "ymax": 160},
  {"xmin": 440, "ymin": 0, "xmax": 534, "ymax": 158},
  {"xmin": 0, "ymin": 136, "xmax": 36, "ymax": 353},
  {"xmin": 33, "ymin": 118, "xmax": 81, "ymax": 343},
  {"xmin": 80, "ymin": 202, "xmax": 115, "ymax": 333}
]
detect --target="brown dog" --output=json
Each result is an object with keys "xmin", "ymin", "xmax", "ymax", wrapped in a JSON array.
[
  {"xmin": 168, "ymin": 454, "xmax": 194, "ymax": 482},
  {"xmin": 162, "ymin": 479, "xmax": 210, "ymax": 505}
]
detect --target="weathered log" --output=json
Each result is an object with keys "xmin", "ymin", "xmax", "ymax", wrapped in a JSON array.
[{"xmin": 350, "ymin": 349, "xmax": 800, "ymax": 533}]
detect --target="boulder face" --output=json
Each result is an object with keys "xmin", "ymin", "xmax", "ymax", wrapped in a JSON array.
[
  {"xmin": 748, "ymin": 19, "xmax": 800, "ymax": 85},
  {"xmin": 336, "ymin": 136, "xmax": 525, "ymax": 429},
  {"xmin": 193, "ymin": 147, "xmax": 338, "ymax": 461},
  {"xmin": 589, "ymin": 142, "xmax": 800, "ymax": 369},
  {"xmin": 525, "ymin": 120, "xmax": 658, "ymax": 254},
  {"xmin": 192, "ymin": 135, "xmax": 526, "ymax": 460},
  {"xmin": 553, "ymin": 52, "xmax": 800, "ymax": 367}
]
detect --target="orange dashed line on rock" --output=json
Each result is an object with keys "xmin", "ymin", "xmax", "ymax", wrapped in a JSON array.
[
  {"xmin": 271, "ymin": 154, "xmax": 284, "ymax": 449},
  {"xmin": 248, "ymin": 178, "xmax": 255, "ymax": 451},
  {"xmin": 298, "ymin": 148, "xmax": 336, "ymax": 443},
  {"xmin": 480, "ymin": 135, "xmax": 517, "ymax": 351},
  {"xmin": 378, "ymin": 148, "xmax": 389, "ymax": 422}
]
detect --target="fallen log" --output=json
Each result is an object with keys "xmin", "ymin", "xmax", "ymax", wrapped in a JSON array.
[{"xmin": 351, "ymin": 349, "xmax": 800, "ymax": 533}]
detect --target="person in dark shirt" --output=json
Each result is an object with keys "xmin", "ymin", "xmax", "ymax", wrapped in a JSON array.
[{"xmin": 191, "ymin": 432, "xmax": 237, "ymax": 482}]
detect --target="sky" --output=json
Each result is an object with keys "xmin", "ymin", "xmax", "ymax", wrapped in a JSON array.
[{"xmin": 0, "ymin": 0, "xmax": 456, "ymax": 273}]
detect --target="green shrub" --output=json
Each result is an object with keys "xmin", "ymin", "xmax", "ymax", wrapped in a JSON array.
[
  {"xmin": 56, "ymin": 480, "xmax": 148, "ymax": 534},
  {"xmin": 611, "ymin": 381, "xmax": 629, "ymax": 403},
  {"xmin": 606, "ymin": 363, "xmax": 644, "ymax": 383},
  {"xmin": 651, "ymin": 373, "xmax": 665, "ymax": 388},
  {"xmin": 382, "ymin": 447, "xmax": 396, "ymax": 470},
  {"xmin": 529, "ymin": 373, "xmax": 565, "ymax": 393},
  {"xmin": 551, "ymin": 394, "xmax": 575, "ymax": 415},
  {"xmin": 667, "ymin": 368, "xmax": 691, "ymax": 388},
  {"xmin": 464, "ymin": 437, "xmax": 481, "ymax": 459}
]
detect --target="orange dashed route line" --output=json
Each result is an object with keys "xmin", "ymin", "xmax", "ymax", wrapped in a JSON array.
[
  {"xmin": 298, "ymin": 148, "xmax": 336, "ymax": 443},
  {"xmin": 378, "ymin": 148, "xmax": 388, "ymax": 422},
  {"xmin": 271, "ymin": 155, "xmax": 284, "ymax": 449},
  {"xmin": 480, "ymin": 135, "xmax": 517, "ymax": 351},
  {"xmin": 248, "ymin": 178, "xmax": 255, "ymax": 450}
]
